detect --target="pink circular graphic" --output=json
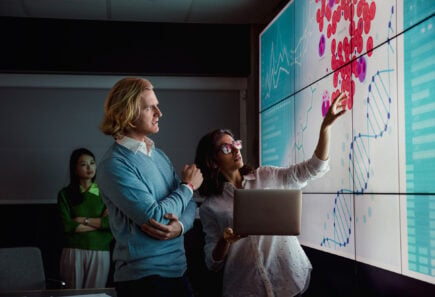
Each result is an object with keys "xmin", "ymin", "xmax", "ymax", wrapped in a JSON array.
[
  {"xmin": 319, "ymin": 34, "xmax": 326, "ymax": 57},
  {"xmin": 328, "ymin": 0, "xmax": 335, "ymax": 9},
  {"xmin": 357, "ymin": 56, "xmax": 367, "ymax": 82},
  {"xmin": 322, "ymin": 90, "xmax": 331, "ymax": 117}
]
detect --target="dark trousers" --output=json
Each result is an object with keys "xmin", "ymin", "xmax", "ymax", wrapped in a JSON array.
[{"xmin": 115, "ymin": 274, "xmax": 195, "ymax": 297}]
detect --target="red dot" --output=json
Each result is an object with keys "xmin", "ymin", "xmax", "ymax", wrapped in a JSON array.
[
  {"xmin": 346, "ymin": 65, "xmax": 352, "ymax": 78},
  {"xmin": 364, "ymin": 19, "xmax": 371, "ymax": 34},
  {"xmin": 333, "ymin": 71, "xmax": 339, "ymax": 88},
  {"xmin": 316, "ymin": 9, "xmax": 321, "ymax": 23},
  {"xmin": 357, "ymin": 36, "xmax": 363, "ymax": 53},
  {"xmin": 363, "ymin": 2, "xmax": 369, "ymax": 20},
  {"xmin": 367, "ymin": 36, "xmax": 373, "ymax": 56},
  {"xmin": 332, "ymin": 56, "xmax": 337, "ymax": 71},
  {"xmin": 357, "ymin": 1, "xmax": 363, "ymax": 17},
  {"xmin": 358, "ymin": 18, "xmax": 363, "ymax": 34},
  {"xmin": 331, "ymin": 38, "xmax": 337, "ymax": 53},
  {"xmin": 327, "ymin": 24, "xmax": 332, "ymax": 38},
  {"xmin": 352, "ymin": 60, "xmax": 358, "ymax": 76},
  {"xmin": 351, "ymin": 37, "xmax": 356, "ymax": 52},
  {"xmin": 326, "ymin": 5, "xmax": 332, "ymax": 21},
  {"xmin": 319, "ymin": 19, "xmax": 324, "ymax": 32},
  {"xmin": 344, "ymin": 5, "xmax": 349, "ymax": 20},
  {"xmin": 332, "ymin": 22, "xmax": 337, "ymax": 34},
  {"xmin": 369, "ymin": 2, "xmax": 376, "ymax": 20}
]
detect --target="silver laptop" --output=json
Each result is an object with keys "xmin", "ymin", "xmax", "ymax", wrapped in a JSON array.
[{"xmin": 233, "ymin": 189, "xmax": 302, "ymax": 235}]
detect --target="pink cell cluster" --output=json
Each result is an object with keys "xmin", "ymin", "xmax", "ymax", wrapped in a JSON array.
[
  {"xmin": 315, "ymin": 0, "xmax": 376, "ymax": 110},
  {"xmin": 322, "ymin": 90, "xmax": 331, "ymax": 117}
]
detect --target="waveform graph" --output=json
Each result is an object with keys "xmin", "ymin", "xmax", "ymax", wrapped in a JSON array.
[
  {"xmin": 351, "ymin": 38, "xmax": 399, "ymax": 194},
  {"xmin": 299, "ymin": 192, "xmax": 355, "ymax": 259},
  {"xmin": 355, "ymin": 194, "xmax": 402, "ymax": 273},
  {"xmin": 260, "ymin": 97, "xmax": 295, "ymax": 167},
  {"xmin": 294, "ymin": 0, "xmax": 349, "ymax": 91},
  {"xmin": 260, "ymin": 1, "xmax": 294, "ymax": 111},
  {"xmin": 294, "ymin": 72, "xmax": 353, "ymax": 193}
]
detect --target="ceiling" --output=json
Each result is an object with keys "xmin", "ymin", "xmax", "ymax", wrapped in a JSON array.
[{"xmin": 0, "ymin": 0, "xmax": 288, "ymax": 24}]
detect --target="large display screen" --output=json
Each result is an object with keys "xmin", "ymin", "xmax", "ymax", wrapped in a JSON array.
[{"xmin": 259, "ymin": 0, "xmax": 435, "ymax": 284}]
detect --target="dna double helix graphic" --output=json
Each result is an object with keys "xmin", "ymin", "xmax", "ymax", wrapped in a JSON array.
[{"xmin": 320, "ymin": 7, "xmax": 395, "ymax": 248}]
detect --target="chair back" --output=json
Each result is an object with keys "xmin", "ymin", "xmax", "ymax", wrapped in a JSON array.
[{"xmin": 0, "ymin": 246, "xmax": 46, "ymax": 291}]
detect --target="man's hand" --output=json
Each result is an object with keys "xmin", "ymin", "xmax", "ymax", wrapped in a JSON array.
[
  {"xmin": 141, "ymin": 213, "xmax": 182, "ymax": 240},
  {"xmin": 181, "ymin": 164, "xmax": 203, "ymax": 190}
]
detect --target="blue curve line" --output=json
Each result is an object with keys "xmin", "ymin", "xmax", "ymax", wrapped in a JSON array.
[
  {"xmin": 320, "ymin": 6, "xmax": 395, "ymax": 248},
  {"xmin": 295, "ymin": 86, "xmax": 316, "ymax": 160}
]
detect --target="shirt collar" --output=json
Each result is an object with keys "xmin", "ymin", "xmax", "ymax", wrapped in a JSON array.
[
  {"xmin": 79, "ymin": 182, "xmax": 99, "ymax": 196},
  {"xmin": 116, "ymin": 135, "xmax": 155, "ymax": 156}
]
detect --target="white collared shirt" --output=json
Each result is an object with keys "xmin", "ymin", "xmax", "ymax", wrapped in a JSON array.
[{"xmin": 116, "ymin": 135, "xmax": 154, "ymax": 156}]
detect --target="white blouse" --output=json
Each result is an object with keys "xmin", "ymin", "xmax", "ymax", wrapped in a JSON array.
[{"xmin": 199, "ymin": 154, "xmax": 329, "ymax": 297}]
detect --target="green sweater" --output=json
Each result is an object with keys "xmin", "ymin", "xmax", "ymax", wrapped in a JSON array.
[{"xmin": 57, "ymin": 183, "xmax": 113, "ymax": 251}]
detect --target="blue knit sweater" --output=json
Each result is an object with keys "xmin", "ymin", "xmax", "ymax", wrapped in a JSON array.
[{"xmin": 97, "ymin": 142, "xmax": 196, "ymax": 282}]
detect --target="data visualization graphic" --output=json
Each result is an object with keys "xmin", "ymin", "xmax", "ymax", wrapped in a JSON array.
[
  {"xmin": 260, "ymin": 3, "xmax": 294, "ymax": 111},
  {"xmin": 260, "ymin": 97, "xmax": 295, "ymax": 167},
  {"xmin": 259, "ymin": 0, "xmax": 435, "ymax": 284},
  {"xmin": 398, "ymin": 12, "xmax": 435, "ymax": 283}
]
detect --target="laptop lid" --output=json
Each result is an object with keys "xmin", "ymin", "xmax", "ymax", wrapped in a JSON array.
[{"xmin": 233, "ymin": 189, "xmax": 302, "ymax": 235}]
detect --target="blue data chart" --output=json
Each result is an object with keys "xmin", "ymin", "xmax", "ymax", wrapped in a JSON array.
[
  {"xmin": 402, "ymin": 16, "xmax": 435, "ymax": 281},
  {"xmin": 260, "ymin": 97, "xmax": 294, "ymax": 167},
  {"xmin": 402, "ymin": 0, "xmax": 435, "ymax": 33},
  {"xmin": 260, "ymin": 1, "xmax": 294, "ymax": 111},
  {"xmin": 406, "ymin": 195, "xmax": 435, "ymax": 277},
  {"xmin": 404, "ymin": 16, "xmax": 435, "ymax": 194}
]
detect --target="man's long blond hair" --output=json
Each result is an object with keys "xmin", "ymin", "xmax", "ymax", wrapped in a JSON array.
[{"xmin": 100, "ymin": 77, "xmax": 153, "ymax": 138}]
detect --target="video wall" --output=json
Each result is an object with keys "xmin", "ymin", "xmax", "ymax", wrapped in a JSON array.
[{"xmin": 259, "ymin": 0, "xmax": 434, "ymax": 284}]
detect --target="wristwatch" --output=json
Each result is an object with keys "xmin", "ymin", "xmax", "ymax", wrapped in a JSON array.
[{"xmin": 84, "ymin": 218, "xmax": 89, "ymax": 225}]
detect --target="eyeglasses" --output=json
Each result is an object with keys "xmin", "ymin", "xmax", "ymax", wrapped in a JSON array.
[{"xmin": 217, "ymin": 140, "xmax": 242, "ymax": 154}]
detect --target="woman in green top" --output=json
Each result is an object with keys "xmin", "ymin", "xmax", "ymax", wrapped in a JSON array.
[{"xmin": 57, "ymin": 148, "xmax": 113, "ymax": 288}]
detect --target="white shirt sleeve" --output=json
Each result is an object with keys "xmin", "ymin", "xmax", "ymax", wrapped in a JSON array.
[{"xmin": 251, "ymin": 153, "xmax": 330, "ymax": 189}]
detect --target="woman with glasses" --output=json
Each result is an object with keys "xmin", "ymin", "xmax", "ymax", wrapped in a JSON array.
[{"xmin": 194, "ymin": 92, "xmax": 348, "ymax": 297}]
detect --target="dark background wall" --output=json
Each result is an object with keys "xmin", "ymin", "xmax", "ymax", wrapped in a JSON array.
[
  {"xmin": 0, "ymin": 16, "xmax": 433, "ymax": 296},
  {"xmin": 0, "ymin": 17, "xmax": 250, "ymax": 76}
]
